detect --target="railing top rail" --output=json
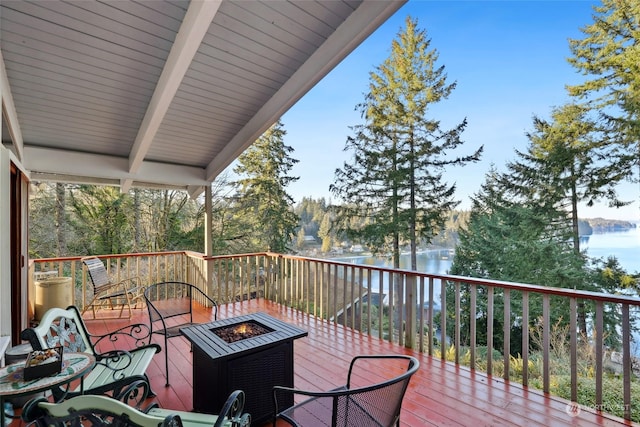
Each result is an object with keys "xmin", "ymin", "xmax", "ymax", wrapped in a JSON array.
[
  {"xmin": 223, "ymin": 252, "xmax": 640, "ymax": 307},
  {"xmin": 33, "ymin": 251, "xmax": 190, "ymax": 264}
]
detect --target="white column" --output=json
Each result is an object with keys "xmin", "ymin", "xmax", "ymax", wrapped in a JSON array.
[{"xmin": 0, "ymin": 145, "xmax": 10, "ymax": 337}]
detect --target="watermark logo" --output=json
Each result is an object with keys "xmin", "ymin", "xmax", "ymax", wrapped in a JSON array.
[{"xmin": 565, "ymin": 402, "xmax": 581, "ymax": 417}]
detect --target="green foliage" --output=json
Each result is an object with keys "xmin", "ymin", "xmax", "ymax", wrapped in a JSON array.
[
  {"xmin": 567, "ymin": 0, "xmax": 640, "ymax": 189},
  {"xmin": 448, "ymin": 166, "xmax": 591, "ymax": 354},
  {"xmin": 232, "ymin": 120, "xmax": 300, "ymax": 253},
  {"xmin": 68, "ymin": 185, "xmax": 134, "ymax": 255},
  {"xmin": 331, "ymin": 16, "xmax": 482, "ymax": 271},
  {"xmin": 29, "ymin": 183, "xmax": 206, "ymax": 257}
]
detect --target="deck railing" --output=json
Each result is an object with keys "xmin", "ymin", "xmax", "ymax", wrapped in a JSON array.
[{"xmin": 31, "ymin": 251, "xmax": 640, "ymax": 421}]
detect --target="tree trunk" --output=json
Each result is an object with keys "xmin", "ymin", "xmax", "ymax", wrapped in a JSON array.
[{"xmin": 55, "ymin": 183, "xmax": 66, "ymax": 256}]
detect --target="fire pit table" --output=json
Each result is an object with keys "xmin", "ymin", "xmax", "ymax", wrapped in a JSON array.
[{"xmin": 180, "ymin": 312, "xmax": 308, "ymax": 425}]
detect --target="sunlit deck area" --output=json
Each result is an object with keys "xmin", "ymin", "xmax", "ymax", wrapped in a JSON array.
[{"xmin": 78, "ymin": 298, "xmax": 634, "ymax": 427}]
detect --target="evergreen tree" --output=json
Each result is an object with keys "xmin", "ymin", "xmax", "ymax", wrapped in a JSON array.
[
  {"xmin": 233, "ymin": 120, "xmax": 300, "ymax": 253},
  {"xmin": 519, "ymin": 104, "xmax": 629, "ymax": 252},
  {"xmin": 450, "ymin": 167, "xmax": 588, "ymax": 355},
  {"xmin": 330, "ymin": 16, "xmax": 482, "ymax": 272},
  {"xmin": 318, "ymin": 212, "xmax": 333, "ymax": 253},
  {"xmin": 567, "ymin": 0, "xmax": 640, "ymax": 191},
  {"xmin": 505, "ymin": 103, "xmax": 629, "ymax": 334}
]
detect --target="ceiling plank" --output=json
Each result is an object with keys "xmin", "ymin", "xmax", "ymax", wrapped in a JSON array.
[
  {"xmin": 204, "ymin": 0, "xmax": 405, "ymax": 182},
  {"xmin": 125, "ymin": 0, "xmax": 222, "ymax": 191},
  {"xmin": 0, "ymin": 50, "xmax": 24, "ymax": 161}
]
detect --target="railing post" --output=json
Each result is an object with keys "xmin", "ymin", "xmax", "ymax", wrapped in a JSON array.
[{"xmin": 403, "ymin": 274, "xmax": 416, "ymax": 349}]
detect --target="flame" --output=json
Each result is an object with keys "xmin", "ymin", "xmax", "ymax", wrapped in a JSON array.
[{"xmin": 235, "ymin": 324, "xmax": 248, "ymax": 334}]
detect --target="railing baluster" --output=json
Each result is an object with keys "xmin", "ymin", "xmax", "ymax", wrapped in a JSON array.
[
  {"xmin": 357, "ymin": 267, "xmax": 363, "ymax": 332},
  {"xmin": 320, "ymin": 262, "xmax": 326, "ymax": 319},
  {"xmin": 522, "ymin": 291, "xmax": 529, "ymax": 387},
  {"xmin": 378, "ymin": 271, "xmax": 384, "ymax": 341},
  {"xmin": 470, "ymin": 284, "xmax": 476, "ymax": 370},
  {"xmin": 622, "ymin": 304, "xmax": 631, "ymax": 420},
  {"xmin": 503, "ymin": 288, "xmax": 510, "ymax": 381},
  {"xmin": 389, "ymin": 272, "xmax": 395, "ymax": 343},
  {"xmin": 543, "ymin": 294, "xmax": 550, "ymax": 394},
  {"xmin": 399, "ymin": 273, "xmax": 405, "ymax": 347},
  {"xmin": 331, "ymin": 264, "xmax": 337, "ymax": 321},
  {"xmin": 419, "ymin": 276, "xmax": 425, "ymax": 353},
  {"xmin": 428, "ymin": 277, "xmax": 434, "ymax": 356},
  {"xmin": 570, "ymin": 297, "xmax": 578, "ymax": 402},
  {"xmin": 349, "ymin": 265, "xmax": 355, "ymax": 330},
  {"xmin": 595, "ymin": 300, "xmax": 603, "ymax": 409},
  {"xmin": 366, "ymin": 269, "xmax": 372, "ymax": 335},
  {"xmin": 440, "ymin": 279, "xmax": 446, "ymax": 360},
  {"xmin": 455, "ymin": 281, "xmax": 460, "ymax": 364},
  {"xmin": 487, "ymin": 286, "xmax": 494, "ymax": 375}
]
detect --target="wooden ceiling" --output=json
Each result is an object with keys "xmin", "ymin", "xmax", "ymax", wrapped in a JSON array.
[{"xmin": 1, "ymin": 0, "xmax": 405, "ymax": 197}]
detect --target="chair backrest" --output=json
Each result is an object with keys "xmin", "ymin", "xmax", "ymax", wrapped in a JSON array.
[
  {"xmin": 82, "ymin": 256, "xmax": 112, "ymax": 293},
  {"xmin": 144, "ymin": 282, "xmax": 217, "ymax": 324},
  {"xmin": 145, "ymin": 282, "xmax": 193, "ymax": 323},
  {"xmin": 275, "ymin": 354, "xmax": 418, "ymax": 427},
  {"xmin": 21, "ymin": 305, "xmax": 153, "ymax": 357},
  {"xmin": 20, "ymin": 305, "xmax": 94, "ymax": 355},
  {"xmin": 341, "ymin": 355, "xmax": 419, "ymax": 427}
]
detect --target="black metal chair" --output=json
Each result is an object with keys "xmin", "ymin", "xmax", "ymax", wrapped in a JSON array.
[
  {"xmin": 144, "ymin": 281, "xmax": 218, "ymax": 386},
  {"xmin": 273, "ymin": 354, "xmax": 419, "ymax": 427}
]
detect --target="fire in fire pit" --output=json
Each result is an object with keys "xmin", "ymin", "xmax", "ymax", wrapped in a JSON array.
[{"xmin": 211, "ymin": 320, "xmax": 274, "ymax": 343}]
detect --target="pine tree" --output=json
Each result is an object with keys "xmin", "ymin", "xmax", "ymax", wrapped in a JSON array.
[
  {"xmin": 233, "ymin": 120, "xmax": 300, "ymax": 253},
  {"xmin": 330, "ymin": 16, "xmax": 483, "ymax": 271},
  {"xmin": 450, "ymin": 167, "xmax": 588, "ymax": 355},
  {"xmin": 522, "ymin": 104, "xmax": 629, "ymax": 251},
  {"xmin": 567, "ymin": 0, "xmax": 640, "ymax": 193},
  {"xmin": 505, "ymin": 104, "xmax": 630, "ymax": 334}
]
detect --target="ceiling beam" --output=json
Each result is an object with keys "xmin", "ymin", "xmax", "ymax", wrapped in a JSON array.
[
  {"xmin": 204, "ymin": 0, "xmax": 406, "ymax": 182},
  {"xmin": 0, "ymin": 50, "xmax": 24, "ymax": 161},
  {"xmin": 24, "ymin": 146, "xmax": 209, "ymax": 188},
  {"xmin": 124, "ymin": 0, "xmax": 223, "ymax": 192}
]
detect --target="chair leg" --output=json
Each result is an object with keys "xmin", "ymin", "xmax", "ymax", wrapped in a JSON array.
[{"xmin": 164, "ymin": 335, "xmax": 170, "ymax": 387}]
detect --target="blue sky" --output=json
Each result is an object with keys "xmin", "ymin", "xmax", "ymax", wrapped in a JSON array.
[{"xmin": 278, "ymin": 0, "xmax": 639, "ymax": 222}]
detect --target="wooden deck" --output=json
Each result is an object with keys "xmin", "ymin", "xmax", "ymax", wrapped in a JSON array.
[{"xmin": 20, "ymin": 299, "xmax": 639, "ymax": 426}]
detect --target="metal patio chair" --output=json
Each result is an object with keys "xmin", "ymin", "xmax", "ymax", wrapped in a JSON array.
[
  {"xmin": 273, "ymin": 354, "xmax": 419, "ymax": 427},
  {"xmin": 144, "ymin": 281, "xmax": 218, "ymax": 386}
]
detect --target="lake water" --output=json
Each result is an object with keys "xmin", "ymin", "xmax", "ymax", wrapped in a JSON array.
[
  {"xmin": 337, "ymin": 228, "xmax": 640, "ymax": 299},
  {"xmin": 340, "ymin": 227, "xmax": 640, "ymax": 277},
  {"xmin": 582, "ymin": 227, "xmax": 640, "ymax": 274}
]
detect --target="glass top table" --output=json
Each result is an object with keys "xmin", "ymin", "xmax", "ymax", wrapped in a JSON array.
[{"xmin": 0, "ymin": 351, "xmax": 95, "ymax": 425}]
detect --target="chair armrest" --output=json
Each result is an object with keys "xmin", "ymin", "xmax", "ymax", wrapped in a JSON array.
[
  {"xmin": 22, "ymin": 395, "xmax": 183, "ymax": 427},
  {"xmin": 88, "ymin": 323, "xmax": 155, "ymax": 350},
  {"xmin": 147, "ymin": 390, "xmax": 250, "ymax": 427},
  {"xmin": 216, "ymin": 389, "xmax": 250, "ymax": 427},
  {"xmin": 272, "ymin": 385, "xmax": 348, "ymax": 415},
  {"xmin": 116, "ymin": 276, "xmax": 143, "ymax": 289}
]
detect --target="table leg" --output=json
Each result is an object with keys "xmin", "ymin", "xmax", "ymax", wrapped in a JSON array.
[{"xmin": 0, "ymin": 397, "xmax": 12, "ymax": 427}]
